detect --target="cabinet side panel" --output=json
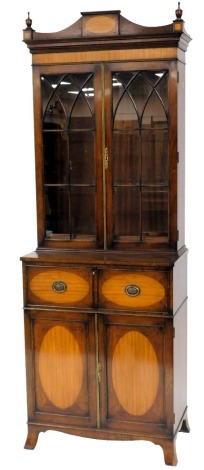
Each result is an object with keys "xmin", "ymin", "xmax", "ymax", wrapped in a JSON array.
[
  {"xmin": 173, "ymin": 250, "xmax": 187, "ymax": 314},
  {"xmin": 177, "ymin": 61, "xmax": 186, "ymax": 250},
  {"xmin": 173, "ymin": 300, "xmax": 187, "ymax": 432},
  {"xmin": 24, "ymin": 310, "xmax": 36, "ymax": 419}
]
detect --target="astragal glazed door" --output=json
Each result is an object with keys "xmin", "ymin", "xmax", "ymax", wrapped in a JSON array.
[{"xmin": 37, "ymin": 62, "xmax": 171, "ymax": 250}]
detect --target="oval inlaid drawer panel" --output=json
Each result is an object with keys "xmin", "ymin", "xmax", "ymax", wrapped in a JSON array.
[
  {"xmin": 27, "ymin": 267, "xmax": 92, "ymax": 307},
  {"xmin": 99, "ymin": 270, "xmax": 168, "ymax": 311}
]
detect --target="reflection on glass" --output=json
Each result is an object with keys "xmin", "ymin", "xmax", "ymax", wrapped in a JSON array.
[
  {"xmin": 113, "ymin": 133, "xmax": 140, "ymax": 184},
  {"xmin": 45, "ymin": 187, "xmax": 96, "ymax": 239},
  {"xmin": 41, "ymin": 73, "xmax": 96, "ymax": 241},
  {"xmin": 43, "ymin": 129, "xmax": 68, "ymax": 184},
  {"xmin": 142, "ymin": 189, "xmax": 168, "ymax": 239},
  {"xmin": 45, "ymin": 187, "xmax": 70, "ymax": 235},
  {"xmin": 71, "ymin": 188, "xmax": 96, "ymax": 237},
  {"xmin": 114, "ymin": 187, "xmax": 140, "ymax": 238},
  {"xmin": 112, "ymin": 70, "xmax": 169, "ymax": 242},
  {"xmin": 69, "ymin": 77, "xmax": 94, "ymax": 130},
  {"xmin": 142, "ymin": 130, "xmax": 168, "ymax": 185},
  {"xmin": 69, "ymin": 132, "xmax": 95, "ymax": 184}
]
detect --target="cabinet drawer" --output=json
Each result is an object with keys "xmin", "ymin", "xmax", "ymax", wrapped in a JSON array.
[
  {"xmin": 99, "ymin": 270, "xmax": 168, "ymax": 311},
  {"xmin": 27, "ymin": 267, "xmax": 93, "ymax": 307}
]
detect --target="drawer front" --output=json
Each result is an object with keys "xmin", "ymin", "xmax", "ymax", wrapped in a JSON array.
[
  {"xmin": 27, "ymin": 267, "xmax": 93, "ymax": 307},
  {"xmin": 99, "ymin": 270, "xmax": 168, "ymax": 311}
]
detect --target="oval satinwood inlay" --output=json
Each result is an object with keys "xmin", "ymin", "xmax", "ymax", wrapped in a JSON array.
[
  {"xmin": 102, "ymin": 273, "xmax": 165, "ymax": 308},
  {"xmin": 85, "ymin": 15, "xmax": 116, "ymax": 34},
  {"xmin": 112, "ymin": 331, "xmax": 159, "ymax": 416},
  {"xmin": 39, "ymin": 326, "xmax": 83, "ymax": 409},
  {"xmin": 30, "ymin": 269, "xmax": 90, "ymax": 304}
]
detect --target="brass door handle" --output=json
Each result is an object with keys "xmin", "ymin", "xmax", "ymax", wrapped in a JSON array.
[
  {"xmin": 104, "ymin": 147, "xmax": 109, "ymax": 170},
  {"xmin": 52, "ymin": 281, "xmax": 67, "ymax": 293},
  {"xmin": 97, "ymin": 362, "xmax": 102, "ymax": 383},
  {"xmin": 125, "ymin": 284, "xmax": 141, "ymax": 297}
]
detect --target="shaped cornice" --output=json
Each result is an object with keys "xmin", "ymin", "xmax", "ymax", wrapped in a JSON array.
[{"xmin": 23, "ymin": 9, "xmax": 191, "ymax": 54}]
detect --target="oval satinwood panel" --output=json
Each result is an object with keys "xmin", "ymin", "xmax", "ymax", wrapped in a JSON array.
[
  {"xmin": 102, "ymin": 273, "xmax": 165, "ymax": 308},
  {"xmin": 29, "ymin": 269, "xmax": 90, "ymax": 305},
  {"xmin": 39, "ymin": 326, "xmax": 83, "ymax": 409},
  {"xmin": 112, "ymin": 331, "xmax": 159, "ymax": 416},
  {"xmin": 85, "ymin": 15, "xmax": 116, "ymax": 34}
]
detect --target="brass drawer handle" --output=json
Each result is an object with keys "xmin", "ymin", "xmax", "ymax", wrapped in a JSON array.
[
  {"xmin": 52, "ymin": 281, "xmax": 67, "ymax": 293},
  {"xmin": 125, "ymin": 284, "xmax": 140, "ymax": 297}
]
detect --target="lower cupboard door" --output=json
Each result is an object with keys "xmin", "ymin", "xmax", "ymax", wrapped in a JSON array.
[
  {"xmin": 100, "ymin": 315, "xmax": 171, "ymax": 433},
  {"xmin": 29, "ymin": 312, "xmax": 97, "ymax": 427}
]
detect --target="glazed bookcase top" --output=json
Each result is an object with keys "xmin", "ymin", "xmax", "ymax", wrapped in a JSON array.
[{"xmin": 22, "ymin": 7, "xmax": 191, "ymax": 253}]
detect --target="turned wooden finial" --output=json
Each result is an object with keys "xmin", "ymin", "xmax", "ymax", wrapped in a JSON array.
[
  {"xmin": 175, "ymin": 2, "xmax": 183, "ymax": 19},
  {"xmin": 23, "ymin": 12, "xmax": 35, "ymax": 40},
  {"xmin": 25, "ymin": 12, "xmax": 32, "ymax": 29}
]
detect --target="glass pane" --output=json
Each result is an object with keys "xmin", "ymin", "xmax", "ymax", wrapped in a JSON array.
[
  {"xmin": 155, "ymin": 73, "xmax": 168, "ymax": 112},
  {"xmin": 41, "ymin": 74, "xmax": 64, "ymax": 114},
  {"xmin": 41, "ymin": 72, "xmax": 96, "ymax": 243},
  {"xmin": 42, "ymin": 75, "xmax": 68, "ymax": 129},
  {"xmin": 43, "ymin": 98, "xmax": 67, "ymax": 129},
  {"xmin": 142, "ymin": 92, "xmax": 167, "ymax": 128},
  {"xmin": 127, "ymin": 73, "xmax": 152, "ymax": 118},
  {"xmin": 42, "ymin": 73, "xmax": 95, "ymax": 130},
  {"xmin": 142, "ymin": 130, "xmax": 168, "ymax": 185},
  {"xmin": 45, "ymin": 187, "xmax": 69, "ymax": 235},
  {"xmin": 112, "ymin": 69, "xmax": 169, "ymax": 243},
  {"xmin": 113, "ymin": 71, "xmax": 136, "ymax": 88},
  {"xmin": 69, "ymin": 75, "xmax": 94, "ymax": 130},
  {"xmin": 71, "ymin": 187, "xmax": 96, "ymax": 237},
  {"xmin": 113, "ymin": 132, "xmax": 140, "ymax": 184},
  {"xmin": 43, "ymin": 130, "xmax": 68, "ymax": 184},
  {"xmin": 114, "ymin": 187, "xmax": 140, "ymax": 238},
  {"xmin": 113, "ymin": 73, "xmax": 140, "ymax": 130},
  {"xmin": 112, "ymin": 72, "xmax": 136, "ymax": 114},
  {"xmin": 143, "ymin": 70, "xmax": 164, "ymax": 87},
  {"xmin": 142, "ymin": 188, "xmax": 168, "ymax": 239},
  {"xmin": 69, "ymin": 132, "xmax": 95, "ymax": 185},
  {"xmin": 141, "ymin": 71, "xmax": 168, "ymax": 128},
  {"xmin": 45, "ymin": 187, "xmax": 96, "ymax": 239},
  {"xmin": 114, "ymin": 94, "xmax": 139, "ymax": 130}
]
